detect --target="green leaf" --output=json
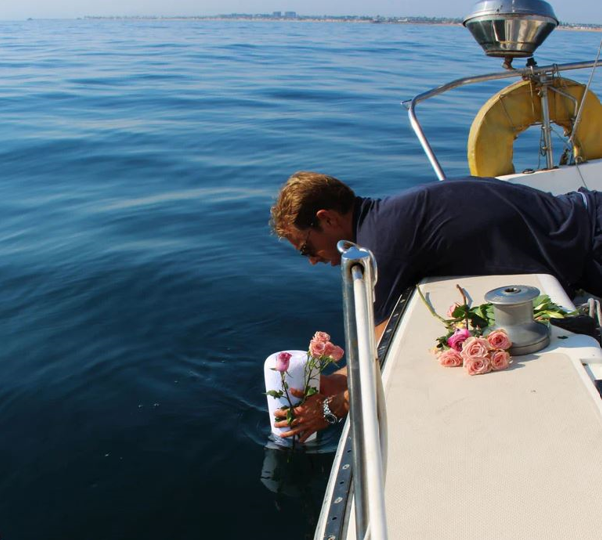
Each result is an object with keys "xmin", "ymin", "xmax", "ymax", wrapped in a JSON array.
[
  {"xmin": 450, "ymin": 306, "xmax": 467, "ymax": 318},
  {"xmin": 474, "ymin": 303, "xmax": 494, "ymax": 326},
  {"xmin": 468, "ymin": 312, "xmax": 489, "ymax": 329},
  {"xmin": 536, "ymin": 310, "xmax": 564, "ymax": 320},
  {"xmin": 532, "ymin": 294, "xmax": 547, "ymax": 309},
  {"xmin": 305, "ymin": 387, "xmax": 318, "ymax": 397},
  {"xmin": 532, "ymin": 294, "xmax": 577, "ymax": 319},
  {"xmin": 265, "ymin": 390, "xmax": 284, "ymax": 399},
  {"xmin": 436, "ymin": 335, "xmax": 449, "ymax": 349}
]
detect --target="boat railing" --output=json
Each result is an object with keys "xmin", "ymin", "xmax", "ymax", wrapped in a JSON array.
[
  {"xmin": 403, "ymin": 59, "xmax": 601, "ymax": 181},
  {"xmin": 338, "ymin": 240, "xmax": 388, "ymax": 540}
]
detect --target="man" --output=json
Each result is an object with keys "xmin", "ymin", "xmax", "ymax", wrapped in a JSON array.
[{"xmin": 270, "ymin": 170, "xmax": 602, "ymax": 441}]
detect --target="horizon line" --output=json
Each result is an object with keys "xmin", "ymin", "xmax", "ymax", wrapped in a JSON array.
[{"xmin": 3, "ymin": 14, "xmax": 601, "ymax": 26}]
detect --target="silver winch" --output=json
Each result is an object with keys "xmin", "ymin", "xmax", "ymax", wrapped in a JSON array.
[
  {"xmin": 484, "ymin": 285, "xmax": 550, "ymax": 355},
  {"xmin": 463, "ymin": 0, "xmax": 558, "ymax": 61}
]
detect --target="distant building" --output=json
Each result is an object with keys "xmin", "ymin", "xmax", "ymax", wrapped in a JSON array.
[
  {"xmin": 272, "ymin": 11, "xmax": 282, "ymax": 17},
  {"xmin": 284, "ymin": 12, "xmax": 297, "ymax": 18}
]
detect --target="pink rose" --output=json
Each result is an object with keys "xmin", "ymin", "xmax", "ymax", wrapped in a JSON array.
[
  {"xmin": 312, "ymin": 331, "xmax": 330, "ymax": 344},
  {"xmin": 486, "ymin": 330, "xmax": 512, "ymax": 351},
  {"xmin": 330, "ymin": 345, "xmax": 344, "ymax": 361},
  {"xmin": 490, "ymin": 350, "xmax": 511, "ymax": 371},
  {"xmin": 464, "ymin": 355, "xmax": 491, "ymax": 376},
  {"xmin": 323, "ymin": 342, "xmax": 335, "ymax": 357},
  {"xmin": 461, "ymin": 337, "xmax": 491, "ymax": 360},
  {"xmin": 309, "ymin": 340, "xmax": 326, "ymax": 358},
  {"xmin": 275, "ymin": 351, "xmax": 291, "ymax": 372},
  {"xmin": 447, "ymin": 328, "xmax": 471, "ymax": 352},
  {"xmin": 323, "ymin": 342, "xmax": 344, "ymax": 360},
  {"xmin": 447, "ymin": 303, "xmax": 461, "ymax": 318},
  {"xmin": 437, "ymin": 349, "xmax": 463, "ymax": 367}
]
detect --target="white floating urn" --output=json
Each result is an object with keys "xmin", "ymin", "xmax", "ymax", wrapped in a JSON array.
[
  {"xmin": 264, "ymin": 350, "xmax": 320, "ymax": 441},
  {"xmin": 485, "ymin": 285, "xmax": 550, "ymax": 355}
]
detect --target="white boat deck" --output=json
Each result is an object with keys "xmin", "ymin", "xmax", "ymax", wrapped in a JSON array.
[
  {"xmin": 318, "ymin": 161, "xmax": 602, "ymax": 540},
  {"xmin": 372, "ymin": 273, "xmax": 602, "ymax": 540},
  {"xmin": 500, "ymin": 158, "xmax": 602, "ymax": 194}
]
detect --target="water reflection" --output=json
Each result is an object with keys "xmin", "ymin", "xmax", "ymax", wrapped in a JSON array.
[
  {"xmin": 260, "ymin": 436, "xmax": 335, "ymax": 537},
  {"xmin": 260, "ymin": 436, "xmax": 333, "ymax": 497}
]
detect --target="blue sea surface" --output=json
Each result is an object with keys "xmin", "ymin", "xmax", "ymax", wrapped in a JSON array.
[{"xmin": 0, "ymin": 19, "xmax": 600, "ymax": 539}]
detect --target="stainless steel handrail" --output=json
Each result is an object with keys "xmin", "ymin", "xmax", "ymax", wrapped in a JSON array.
[
  {"xmin": 338, "ymin": 240, "xmax": 388, "ymax": 540},
  {"xmin": 315, "ymin": 288, "xmax": 414, "ymax": 540},
  {"xmin": 403, "ymin": 60, "xmax": 601, "ymax": 180}
]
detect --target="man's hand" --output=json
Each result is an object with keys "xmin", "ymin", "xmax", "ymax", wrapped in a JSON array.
[
  {"xmin": 274, "ymin": 389, "xmax": 329, "ymax": 443},
  {"xmin": 274, "ymin": 320, "xmax": 386, "ymax": 443}
]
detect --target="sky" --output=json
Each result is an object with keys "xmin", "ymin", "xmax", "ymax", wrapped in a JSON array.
[{"xmin": 0, "ymin": 0, "xmax": 599, "ymax": 24}]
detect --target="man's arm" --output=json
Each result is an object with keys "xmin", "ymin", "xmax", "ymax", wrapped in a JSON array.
[
  {"xmin": 375, "ymin": 319, "xmax": 387, "ymax": 343},
  {"xmin": 320, "ymin": 319, "xmax": 387, "ymax": 396},
  {"xmin": 321, "ymin": 319, "xmax": 387, "ymax": 416}
]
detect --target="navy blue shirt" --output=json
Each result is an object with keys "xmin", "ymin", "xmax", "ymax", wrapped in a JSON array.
[{"xmin": 353, "ymin": 177, "xmax": 594, "ymax": 325}]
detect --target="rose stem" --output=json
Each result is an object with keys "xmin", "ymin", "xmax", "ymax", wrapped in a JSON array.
[{"xmin": 417, "ymin": 286, "xmax": 447, "ymax": 323}]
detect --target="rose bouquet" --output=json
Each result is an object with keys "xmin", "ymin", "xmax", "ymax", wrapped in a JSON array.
[
  {"xmin": 437, "ymin": 330, "xmax": 512, "ymax": 375},
  {"xmin": 265, "ymin": 331, "xmax": 344, "ymax": 430},
  {"xmin": 418, "ymin": 284, "xmax": 513, "ymax": 376},
  {"xmin": 419, "ymin": 285, "xmax": 573, "ymax": 376}
]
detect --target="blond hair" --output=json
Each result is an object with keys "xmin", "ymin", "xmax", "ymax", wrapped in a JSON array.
[{"xmin": 270, "ymin": 171, "xmax": 356, "ymax": 237}]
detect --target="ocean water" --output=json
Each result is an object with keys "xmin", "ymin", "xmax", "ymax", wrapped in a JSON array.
[{"xmin": 0, "ymin": 19, "xmax": 600, "ymax": 539}]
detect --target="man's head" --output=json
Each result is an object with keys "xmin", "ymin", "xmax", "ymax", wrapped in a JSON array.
[{"xmin": 270, "ymin": 171, "xmax": 356, "ymax": 265}]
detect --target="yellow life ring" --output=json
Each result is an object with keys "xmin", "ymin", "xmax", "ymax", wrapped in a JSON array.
[{"xmin": 467, "ymin": 77, "xmax": 602, "ymax": 177}]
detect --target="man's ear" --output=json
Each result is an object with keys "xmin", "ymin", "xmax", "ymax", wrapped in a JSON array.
[{"xmin": 316, "ymin": 208, "xmax": 339, "ymax": 228}]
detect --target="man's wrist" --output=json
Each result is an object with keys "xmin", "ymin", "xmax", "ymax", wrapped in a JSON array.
[
  {"xmin": 322, "ymin": 397, "xmax": 339, "ymax": 424},
  {"xmin": 328, "ymin": 391, "xmax": 349, "ymax": 420}
]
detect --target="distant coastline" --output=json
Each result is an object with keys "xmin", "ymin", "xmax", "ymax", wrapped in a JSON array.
[{"xmin": 79, "ymin": 14, "xmax": 602, "ymax": 32}]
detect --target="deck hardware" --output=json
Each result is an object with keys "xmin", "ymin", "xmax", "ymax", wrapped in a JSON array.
[
  {"xmin": 463, "ymin": 0, "xmax": 558, "ymax": 63},
  {"xmin": 485, "ymin": 284, "xmax": 550, "ymax": 355},
  {"xmin": 538, "ymin": 76, "xmax": 555, "ymax": 169}
]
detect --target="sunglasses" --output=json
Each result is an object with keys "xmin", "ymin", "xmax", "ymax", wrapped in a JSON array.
[{"xmin": 298, "ymin": 220, "xmax": 316, "ymax": 257}]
